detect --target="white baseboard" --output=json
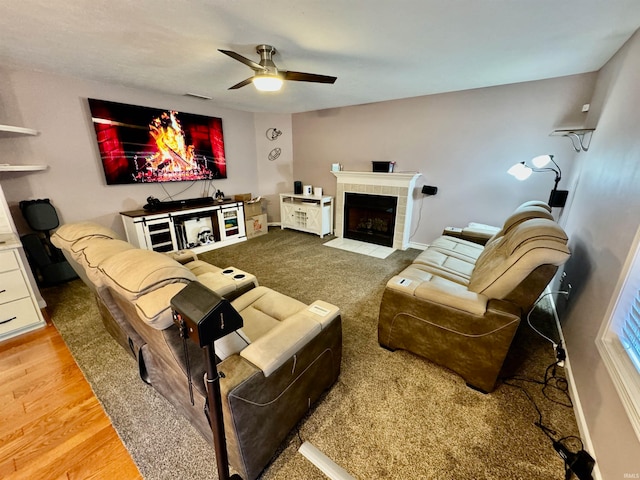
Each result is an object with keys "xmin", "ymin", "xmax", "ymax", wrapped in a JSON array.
[
  {"xmin": 547, "ymin": 291, "xmax": 602, "ymax": 480},
  {"xmin": 408, "ymin": 241, "xmax": 428, "ymax": 250}
]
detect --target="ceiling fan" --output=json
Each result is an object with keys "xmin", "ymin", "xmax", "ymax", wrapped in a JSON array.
[{"xmin": 218, "ymin": 44, "xmax": 337, "ymax": 91}]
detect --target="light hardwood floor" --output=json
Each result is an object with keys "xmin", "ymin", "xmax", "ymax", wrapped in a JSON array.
[{"xmin": 0, "ymin": 318, "xmax": 141, "ymax": 479}]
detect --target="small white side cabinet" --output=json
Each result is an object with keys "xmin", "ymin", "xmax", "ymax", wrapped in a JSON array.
[
  {"xmin": 0, "ymin": 123, "xmax": 47, "ymax": 342},
  {"xmin": 280, "ymin": 193, "xmax": 333, "ymax": 238},
  {"xmin": 0, "ymin": 235, "xmax": 46, "ymax": 341},
  {"xmin": 120, "ymin": 200, "xmax": 247, "ymax": 255}
]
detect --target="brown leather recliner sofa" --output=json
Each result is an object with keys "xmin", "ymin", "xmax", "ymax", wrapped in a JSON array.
[
  {"xmin": 377, "ymin": 201, "xmax": 570, "ymax": 393},
  {"xmin": 51, "ymin": 222, "xmax": 342, "ymax": 480}
]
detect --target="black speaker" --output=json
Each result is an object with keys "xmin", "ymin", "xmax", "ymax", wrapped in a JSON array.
[
  {"xmin": 548, "ymin": 189, "xmax": 568, "ymax": 208},
  {"xmin": 294, "ymin": 181, "xmax": 303, "ymax": 194},
  {"xmin": 421, "ymin": 185, "xmax": 438, "ymax": 196}
]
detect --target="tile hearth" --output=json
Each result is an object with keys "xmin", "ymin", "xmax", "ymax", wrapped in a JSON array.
[{"xmin": 323, "ymin": 237, "xmax": 395, "ymax": 259}]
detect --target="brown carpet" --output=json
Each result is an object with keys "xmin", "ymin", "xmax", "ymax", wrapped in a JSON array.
[{"xmin": 42, "ymin": 227, "xmax": 581, "ymax": 479}]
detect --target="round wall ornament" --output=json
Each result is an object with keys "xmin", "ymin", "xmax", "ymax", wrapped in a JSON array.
[
  {"xmin": 268, "ymin": 147, "xmax": 281, "ymax": 161},
  {"xmin": 266, "ymin": 128, "xmax": 282, "ymax": 141}
]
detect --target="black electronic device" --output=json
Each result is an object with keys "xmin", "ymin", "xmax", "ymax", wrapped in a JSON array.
[
  {"xmin": 294, "ymin": 181, "xmax": 303, "ymax": 194},
  {"xmin": 171, "ymin": 281, "xmax": 243, "ymax": 346},
  {"xmin": 421, "ymin": 185, "xmax": 438, "ymax": 196},
  {"xmin": 553, "ymin": 440, "xmax": 595, "ymax": 480},
  {"xmin": 548, "ymin": 189, "xmax": 568, "ymax": 208},
  {"xmin": 372, "ymin": 161, "xmax": 392, "ymax": 172},
  {"xmin": 143, "ymin": 196, "xmax": 215, "ymax": 211}
]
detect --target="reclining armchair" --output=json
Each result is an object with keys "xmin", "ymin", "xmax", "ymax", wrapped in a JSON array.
[
  {"xmin": 378, "ymin": 202, "xmax": 569, "ymax": 393},
  {"xmin": 52, "ymin": 222, "xmax": 342, "ymax": 480}
]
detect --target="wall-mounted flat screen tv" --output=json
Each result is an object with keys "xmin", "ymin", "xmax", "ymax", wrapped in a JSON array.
[{"xmin": 88, "ymin": 98, "xmax": 227, "ymax": 184}]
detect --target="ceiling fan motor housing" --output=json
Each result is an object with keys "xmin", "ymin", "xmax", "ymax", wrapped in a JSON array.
[{"xmin": 256, "ymin": 44, "xmax": 278, "ymax": 73}]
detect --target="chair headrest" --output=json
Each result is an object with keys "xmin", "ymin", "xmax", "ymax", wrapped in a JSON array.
[
  {"xmin": 19, "ymin": 199, "xmax": 59, "ymax": 231},
  {"xmin": 515, "ymin": 200, "xmax": 552, "ymax": 212},
  {"xmin": 468, "ymin": 218, "xmax": 570, "ymax": 298},
  {"xmin": 501, "ymin": 206, "xmax": 555, "ymax": 236},
  {"xmin": 51, "ymin": 222, "xmax": 120, "ymax": 251}
]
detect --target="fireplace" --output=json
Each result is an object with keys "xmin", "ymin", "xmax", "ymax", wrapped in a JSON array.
[
  {"xmin": 344, "ymin": 193, "xmax": 397, "ymax": 247},
  {"xmin": 332, "ymin": 171, "xmax": 421, "ymax": 250}
]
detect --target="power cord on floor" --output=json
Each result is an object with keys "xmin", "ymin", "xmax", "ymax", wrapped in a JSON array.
[{"xmin": 503, "ymin": 361, "xmax": 594, "ymax": 479}]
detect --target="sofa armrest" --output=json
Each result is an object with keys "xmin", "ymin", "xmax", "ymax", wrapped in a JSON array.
[
  {"xmin": 240, "ymin": 313, "xmax": 322, "ymax": 377},
  {"xmin": 443, "ymin": 226, "xmax": 496, "ymax": 245},
  {"xmin": 386, "ymin": 274, "xmax": 489, "ymax": 316}
]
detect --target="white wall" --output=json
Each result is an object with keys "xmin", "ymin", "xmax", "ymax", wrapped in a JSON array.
[
  {"xmin": 253, "ymin": 113, "xmax": 293, "ymax": 222},
  {"xmin": 292, "ymin": 74, "xmax": 596, "ymax": 246},
  {"xmin": 555, "ymin": 29, "xmax": 640, "ymax": 479},
  {"xmin": 0, "ymin": 67, "xmax": 259, "ymax": 237}
]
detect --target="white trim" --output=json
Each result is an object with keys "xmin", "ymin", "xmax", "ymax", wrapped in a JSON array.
[
  {"xmin": 596, "ymin": 223, "xmax": 640, "ymax": 444},
  {"xmin": 548, "ymin": 291, "xmax": 602, "ymax": 480},
  {"xmin": 331, "ymin": 170, "xmax": 420, "ymax": 187},
  {"xmin": 408, "ymin": 240, "xmax": 428, "ymax": 250}
]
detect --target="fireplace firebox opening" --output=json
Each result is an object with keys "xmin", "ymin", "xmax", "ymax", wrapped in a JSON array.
[{"xmin": 344, "ymin": 192, "xmax": 397, "ymax": 247}]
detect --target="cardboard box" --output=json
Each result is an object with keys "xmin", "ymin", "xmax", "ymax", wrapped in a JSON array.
[
  {"xmin": 244, "ymin": 199, "xmax": 263, "ymax": 218},
  {"xmin": 234, "ymin": 193, "xmax": 252, "ymax": 202},
  {"xmin": 246, "ymin": 213, "xmax": 268, "ymax": 239}
]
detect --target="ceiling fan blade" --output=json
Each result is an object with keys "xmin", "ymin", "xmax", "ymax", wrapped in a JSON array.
[
  {"xmin": 218, "ymin": 49, "xmax": 263, "ymax": 71},
  {"xmin": 228, "ymin": 77, "xmax": 254, "ymax": 90},
  {"xmin": 283, "ymin": 71, "xmax": 337, "ymax": 84}
]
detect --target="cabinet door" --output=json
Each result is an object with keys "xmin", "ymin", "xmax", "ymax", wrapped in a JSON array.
[
  {"xmin": 304, "ymin": 206, "xmax": 322, "ymax": 232},
  {"xmin": 281, "ymin": 202, "xmax": 296, "ymax": 228},
  {"xmin": 217, "ymin": 206, "xmax": 246, "ymax": 241},
  {"xmin": 143, "ymin": 216, "xmax": 177, "ymax": 252}
]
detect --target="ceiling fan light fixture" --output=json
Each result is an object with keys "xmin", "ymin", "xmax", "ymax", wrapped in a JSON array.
[{"xmin": 253, "ymin": 74, "xmax": 283, "ymax": 92}]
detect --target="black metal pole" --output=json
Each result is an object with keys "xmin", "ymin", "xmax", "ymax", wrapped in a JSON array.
[{"xmin": 203, "ymin": 343, "xmax": 236, "ymax": 480}]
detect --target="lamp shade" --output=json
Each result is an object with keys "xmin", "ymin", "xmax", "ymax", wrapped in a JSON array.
[
  {"xmin": 531, "ymin": 154, "xmax": 553, "ymax": 168},
  {"xmin": 253, "ymin": 74, "xmax": 283, "ymax": 92},
  {"xmin": 507, "ymin": 162, "xmax": 533, "ymax": 180}
]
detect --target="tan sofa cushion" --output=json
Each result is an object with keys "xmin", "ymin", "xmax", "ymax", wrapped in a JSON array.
[
  {"xmin": 99, "ymin": 249, "xmax": 196, "ymax": 300},
  {"xmin": 78, "ymin": 238, "xmax": 136, "ymax": 286},
  {"xmin": 51, "ymin": 222, "xmax": 120, "ymax": 262},
  {"xmin": 421, "ymin": 236, "xmax": 484, "ymax": 261},
  {"xmin": 232, "ymin": 286, "xmax": 307, "ymax": 341},
  {"xmin": 134, "ymin": 282, "xmax": 187, "ymax": 329},
  {"xmin": 412, "ymin": 248, "xmax": 476, "ymax": 281},
  {"xmin": 185, "ymin": 260, "xmax": 223, "ymax": 276}
]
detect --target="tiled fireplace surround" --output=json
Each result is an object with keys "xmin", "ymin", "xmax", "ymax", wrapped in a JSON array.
[{"xmin": 332, "ymin": 171, "xmax": 422, "ymax": 250}]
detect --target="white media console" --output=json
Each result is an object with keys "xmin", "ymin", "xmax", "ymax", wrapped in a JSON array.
[
  {"xmin": 280, "ymin": 193, "xmax": 333, "ymax": 238},
  {"xmin": 120, "ymin": 200, "xmax": 246, "ymax": 255}
]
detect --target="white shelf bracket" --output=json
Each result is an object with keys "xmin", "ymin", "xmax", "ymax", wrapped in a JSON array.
[{"xmin": 550, "ymin": 128, "xmax": 595, "ymax": 152}]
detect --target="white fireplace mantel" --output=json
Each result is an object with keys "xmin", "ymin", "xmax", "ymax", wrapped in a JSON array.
[
  {"xmin": 331, "ymin": 170, "xmax": 421, "ymax": 188},
  {"xmin": 332, "ymin": 170, "xmax": 422, "ymax": 250}
]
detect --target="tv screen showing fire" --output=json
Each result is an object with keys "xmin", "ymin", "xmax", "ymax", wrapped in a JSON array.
[{"xmin": 88, "ymin": 98, "xmax": 227, "ymax": 184}]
